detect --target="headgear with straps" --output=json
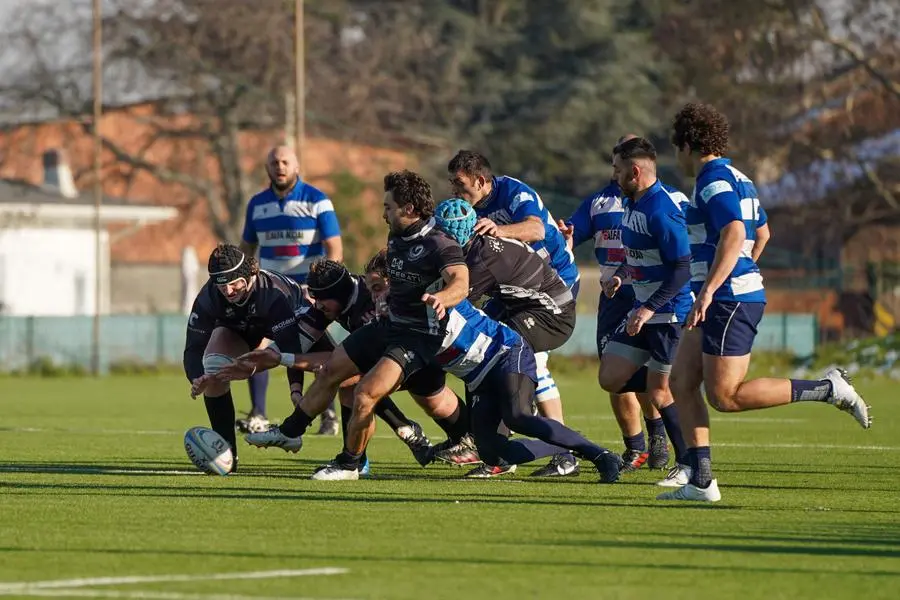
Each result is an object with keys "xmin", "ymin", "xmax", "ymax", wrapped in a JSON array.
[
  {"xmin": 208, "ymin": 243, "xmax": 256, "ymax": 285},
  {"xmin": 306, "ymin": 259, "xmax": 355, "ymax": 303},
  {"xmin": 434, "ymin": 198, "xmax": 477, "ymax": 246}
]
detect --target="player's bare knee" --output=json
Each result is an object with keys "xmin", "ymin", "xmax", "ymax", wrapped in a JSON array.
[
  {"xmin": 706, "ymin": 387, "xmax": 740, "ymax": 412},
  {"xmin": 597, "ymin": 366, "xmax": 624, "ymax": 394}
]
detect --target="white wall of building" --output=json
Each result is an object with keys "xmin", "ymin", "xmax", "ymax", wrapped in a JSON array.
[{"xmin": 0, "ymin": 227, "xmax": 110, "ymax": 316}]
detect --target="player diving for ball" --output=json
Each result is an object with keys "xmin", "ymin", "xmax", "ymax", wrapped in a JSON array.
[{"xmin": 183, "ymin": 243, "xmax": 433, "ymax": 474}]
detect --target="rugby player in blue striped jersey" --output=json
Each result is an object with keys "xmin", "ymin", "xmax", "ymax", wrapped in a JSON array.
[
  {"xmin": 660, "ymin": 103, "xmax": 871, "ymax": 502},
  {"xmin": 561, "ymin": 134, "xmax": 673, "ymax": 472},
  {"xmin": 593, "ymin": 138, "xmax": 691, "ymax": 479},
  {"xmin": 238, "ymin": 146, "xmax": 343, "ymax": 436}
]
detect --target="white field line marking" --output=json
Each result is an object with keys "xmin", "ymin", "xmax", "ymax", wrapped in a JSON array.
[
  {"xmin": 0, "ymin": 466, "xmax": 203, "ymax": 476},
  {"xmin": 0, "ymin": 427, "xmax": 897, "ymax": 452},
  {"xmin": 0, "ymin": 568, "xmax": 348, "ymax": 593},
  {"xmin": 0, "ymin": 590, "xmax": 355, "ymax": 600}
]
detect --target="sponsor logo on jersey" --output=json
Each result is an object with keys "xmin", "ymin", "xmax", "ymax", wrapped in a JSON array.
[
  {"xmin": 271, "ymin": 317, "xmax": 295, "ymax": 333},
  {"xmin": 408, "ymin": 244, "xmax": 425, "ymax": 260},
  {"xmin": 601, "ymin": 229, "xmax": 621, "ymax": 241}
]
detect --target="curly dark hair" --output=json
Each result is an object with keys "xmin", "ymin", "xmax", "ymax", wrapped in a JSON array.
[
  {"xmin": 447, "ymin": 150, "xmax": 492, "ymax": 178},
  {"xmin": 307, "ymin": 258, "xmax": 348, "ymax": 291},
  {"xmin": 364, "ymin": 248, "xmax": 388, "ymax": 278},
  {"xmin": 208, "ymin": 242, "xmax": 258, "ymax": 281},
  {"xmin": 384, "ymin": 170, "xmax": 434, "ymax": 219},
  {"xmin": 613, "ymin": 137, "xmax": 657, "ymax": 162},
  {"xmin": 671, "ymin": 102, "xmax": 729, "ymax": 156}
]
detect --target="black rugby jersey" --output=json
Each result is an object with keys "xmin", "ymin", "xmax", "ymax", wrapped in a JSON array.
[
  {"xmin": 183, "ymin": 270, "xmax": 329, "ymax": 382},
  {"xmin": 466, "ymin": 235, "xmax": 573, "ymax": 316},
  {"xmin": 385, "ymin": 218, "xmax": 465, "ymax": 335}
]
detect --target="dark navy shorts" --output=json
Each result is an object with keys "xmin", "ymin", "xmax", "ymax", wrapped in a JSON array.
[
  {"xmin": 596, "ymin": 285, "xmax": 636, "ymax": 358},
  {"xmin": 603, "ymin": 322, "xmax": 683, "ymax": 373},
  {"xmin": 701, "ymin": 301, "xmax": 765, "ymax": 357}
]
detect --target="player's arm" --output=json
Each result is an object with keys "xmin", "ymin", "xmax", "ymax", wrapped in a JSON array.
[
  {"xmin": 486, "ymin": 189, "xmax": 546, "ymax": 242},
  {"xmin": 316, "ymin": 196, "xmax": 343, "ymax": 262},
  {"xmin": 239, "ymin": 199, "xmax": 259, "ymax": 256},
  {"xmin": 183, "ymin": 298, "xmax": 216, "ymax": 383},
  {"xmin": 494, "ymin": 216, "xmax": 544, "ymax": 242},
  {"xmin": 643, "ymin": 211, "xmax": 692, "ymax": 312},
  {"xmin": 752, "ymin": 206, "xmax": 770, "ymax": 263},
  {"xmin": 698, "ymin": 182, "xmax": 746, "ymax": 300},
  {"xmin": 421, "ymin": 241, "xmax": 469, "ymax": 318}
]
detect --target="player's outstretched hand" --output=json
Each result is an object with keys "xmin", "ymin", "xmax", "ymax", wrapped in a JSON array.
[
  {"xmin": 235, "ymin": 348, "xmax": 281, "ymax": 372},
  {"xmin": 421, "ymin": 293, "xmax": 446, "ymax": 320},
  {"xmin": 215, "ymin": 359, "xmax": 257, "ymax": 382},
  {"xmin": 557, "ymin": 219, "xmax": 575, "ymax": 250},
  {"xmin": 473, "ymin": 218, "xmax": 498, "ymax": 237},
  {"xmin": 602, "ymin": 276, "xmax": 623, "ymax": 298},
  {"xmin": 190, "ymin": 375, "xmax": 212, "ymax": 399}
]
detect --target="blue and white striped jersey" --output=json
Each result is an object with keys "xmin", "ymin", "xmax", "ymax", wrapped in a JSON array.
[
  {"xmin": 473, "ymin": 176, "xmax": 579, "ymax": 288},
  {"xmin": 621, "ymin": 180, "xmax": 693, "ymax": 324},
  {"xmin": 432, "ymin": 299, "xmax": 534, "ymax": 391},
  {"xmin": 568, "ymin": 180, "xmax": 690, "ymax": 285},
  {"xmin": 241, "ymin": 179, "xmax": 341, "ymax": 284},
  {"xmin": 686, "ymin": 158, "xmax": 766, "ymax": 303},
  {"xmin": 567, "ymin": 180, "xmax": 626, "ymax": 282}
]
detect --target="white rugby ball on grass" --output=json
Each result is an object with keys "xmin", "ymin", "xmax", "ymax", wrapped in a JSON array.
[{"xmin": 184, "ymin": 426, "xmax": 234, "ymax": 475}]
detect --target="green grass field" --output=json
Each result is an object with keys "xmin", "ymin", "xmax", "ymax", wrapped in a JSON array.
[{"xmin": 0, "ymin": 369, "xmax": 898, "ymax": 600}]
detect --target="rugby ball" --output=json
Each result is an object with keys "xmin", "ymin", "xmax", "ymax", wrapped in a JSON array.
[{"xmin": 184, "ymin": 426, "xmax": 234, "ymax": 476}]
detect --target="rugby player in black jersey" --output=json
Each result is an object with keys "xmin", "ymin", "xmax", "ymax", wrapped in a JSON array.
[{"xmin": 235, "ymin": 171, "xmax": 469, "ymax": 479}]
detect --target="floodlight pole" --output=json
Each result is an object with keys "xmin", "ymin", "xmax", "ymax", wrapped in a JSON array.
[{"xmin": 91, "ymin": 0, "xmax": 103, "ymax": 375}]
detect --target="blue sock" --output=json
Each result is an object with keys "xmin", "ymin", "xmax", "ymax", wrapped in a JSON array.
[
  {"xmin": 790, "ymin": 379, "xmax": 832, "ymax": 402},
  {"xmin": 644, "ymin": 417, "xmax": 665, "ymax": 439},
  {"xmin": 618, "ymin": 367, "xmax": 648, "ymax": 394},
  {"xmin": 624, "ymin": 432, "xmax": 646, "ymax": 452},
  {"xmin": 689, "ymin": 446, "xmax": 712, "ymax": 488},
  {"xmin": 510, "ymin": 414, "xmax": 608, "ymax": 462},
  {"xmin": 659, "ymin": 404, "xmax": 687, "ymax": 464},
  {"xmin": 248, "ymin": 371, "xmax": 269, "ymax": 417}
]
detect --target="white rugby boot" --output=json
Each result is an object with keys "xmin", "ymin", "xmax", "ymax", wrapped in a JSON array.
[
  {"xmin": 657, "ymin": 479, "xmax": 722, "ymax": 502},
  {"xmin": 823, "ymin": 368, "xmax": 872, "ymax": 429}
]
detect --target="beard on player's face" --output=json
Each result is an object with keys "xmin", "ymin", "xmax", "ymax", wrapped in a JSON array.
[{"xmin": 270, "ymin": 172, "xmax": 298, "ymax": 192}]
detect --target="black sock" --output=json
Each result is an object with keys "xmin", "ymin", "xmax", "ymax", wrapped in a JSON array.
[
  {"xmin": 623, "ymin": 432, "xmax": 646, "ymax": 452},
  {"xmin": 336, "ymin": 448, "xmax": 363, "ymax": 470},
  {"xmin": 435, "ymin": 394, "xmax": 470, "ymax": 443},
  {"xmin": 247, "ymin": 371, "xmax": 269, "ymax": 417},
  {"xmin": 659, "ymin": 404, "xmax": 687, "ymax": 464},
  {"xmin": 280, "ymin": 406, "xmax": 314, "ymax": 437},
  {"xmin": 375, "ymin": 396, "xmax": 413, "ymax": 431},
  {"xmin": 204, "ymin": 392, "xmax": 237, "ymax": 460},
  {"xmin": 790, "ymin": 379, "xmax": 833, "ymax": 402},
  {"xmin": 339, "ymin": 403, "xmax": 368, "ymax": 465},
  {"xmin": 618, "ymin": 367, "xmax": 648, "ymax": 394}
]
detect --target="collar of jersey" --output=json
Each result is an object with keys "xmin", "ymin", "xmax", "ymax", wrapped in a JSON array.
[
  {"xmin": 697, "ymin": 157, "xmax": 731, "ymax": 178},
  {"xmin": 400, "ymin": 217, "xmax": 435, "ymax": 241},
  {"xmin": 474, "ymin": 176, "xmax": 500, "ymax": 210}
]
